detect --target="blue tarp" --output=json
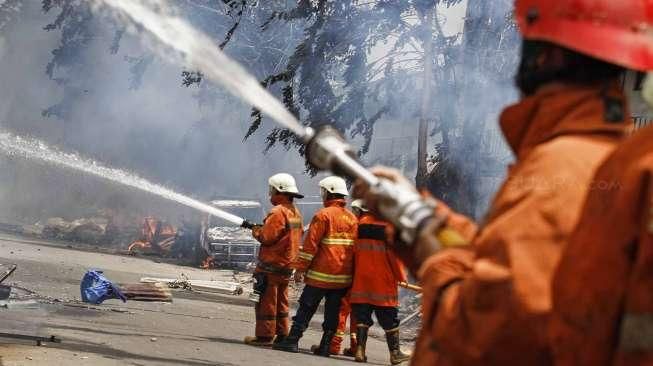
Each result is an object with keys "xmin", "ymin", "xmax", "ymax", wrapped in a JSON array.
[{"xmin": 80, "ymin": 270, "xmax": 126, "ymax": 304}]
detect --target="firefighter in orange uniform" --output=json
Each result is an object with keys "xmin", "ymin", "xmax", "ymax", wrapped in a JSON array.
[
  {"xmin": 551, "ymin": 124, "xmax": 653, "ymax": 366},
  {"xmin": 274, "ymin": 176, "xmax": 358, "ymax": 357},
  {"xmin": 350, "ymin": 200, "xmax": 410, "ymax": 365},
  {"xmin": 352, "ymin": 0, "xmax": 636, "ymax": 364},
  {"xmin": 314, "ymin": 199, "xmax": 366, "ymax": 356},
  {"xmin": 243, "ymin": 173, "xmax": 304, "ymax": 347}
]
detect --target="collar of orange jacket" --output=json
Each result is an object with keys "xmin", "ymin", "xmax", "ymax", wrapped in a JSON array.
[
  {"xmin": 499, "ymin": 82, "xmax": 630, "ymax": 159},
  {"xmin": 324, "ymin": 198, "xmax": 347, "ymax": 208},
  {"xmin": 271, "ymin": 194, "xmax": 293, "ymax": 206}
]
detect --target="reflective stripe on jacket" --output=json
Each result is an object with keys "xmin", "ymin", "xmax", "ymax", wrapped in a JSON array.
[
  {"xmin": 350, "ymin": 213, "xmax": 406, "ymax": 307},
  {"xmin": 253, "ymin": 196, "xmax": 303, "ymax": 273},
  {"xmin": 296, "ymin": 199, "xmax": 357, "ymax": 289}
]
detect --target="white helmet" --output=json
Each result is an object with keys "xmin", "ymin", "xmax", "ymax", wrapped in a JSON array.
[
  {"xmin": 269, "ymin": 173, "xmax": 303, "ymax": 198},
  {"xmin": 351, "ymin": 199, "xmax": 369, "ymax": 212},
  {"xmin": 319, "ymin": 176, "xmax": 349, "ymax": 196}
]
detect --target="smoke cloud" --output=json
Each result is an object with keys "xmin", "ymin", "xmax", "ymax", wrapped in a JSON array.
[{"xmin": 0, "ymin": 0, "xmax": 520, "ymax": 228}]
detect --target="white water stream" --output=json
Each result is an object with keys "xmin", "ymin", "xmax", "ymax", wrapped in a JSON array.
[
  {"xmin": 0, "ymin": 131, "xmax": 244, "ymax": 225},
  {"xmin": 96, "ymin": 0, "xmax": 309, "ymax": 140}
]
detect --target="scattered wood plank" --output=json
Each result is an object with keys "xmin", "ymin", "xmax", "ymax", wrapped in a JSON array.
[
  {"xmin": 118, "ymin": 282, "xmax": 172, "ymax": 302},
  {"xmin": 140, "ymin": 277, "xmax": 243, "ymax": 295}
]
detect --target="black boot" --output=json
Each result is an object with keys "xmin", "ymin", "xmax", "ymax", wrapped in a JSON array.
[
  {"xmin": 273, "ymin": 334, "xmax": 286, "ymax": 345},
  {"xmin": 386, "ymin": 328, "xmax": 411, "ymax": 365},
  {"xmin": 273, "ymin": 325, "xmax": 302, "ymax": 353},
  {"xmin": 354, "ymin": 325, "xmax": 369, "ymax": 363},
  {"xmin": 313, "ymin": 330, "xmax": 336, "ymax": 357}
]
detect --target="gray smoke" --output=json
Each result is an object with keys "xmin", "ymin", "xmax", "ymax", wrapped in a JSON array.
[
  {"xmin": 0, "ymin": 0, "xmax": 520, "ymax": 227},
  {"xmin": 0, "ymin": 1, "xmax": 319, "ymax": 225}
]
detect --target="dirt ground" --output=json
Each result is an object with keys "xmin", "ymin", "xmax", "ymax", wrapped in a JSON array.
[{"xmin": 0, "ymin": 234, "xmax": 409, "ymax": 365}]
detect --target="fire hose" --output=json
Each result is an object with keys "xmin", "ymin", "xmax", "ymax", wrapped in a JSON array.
[
  {"xmin": 99, "ymin": 0, "xmax": 438, "ymax": 246},
  {"xmin": 398, "ymin": 281, "xmax": 423, "ymax": 293}
]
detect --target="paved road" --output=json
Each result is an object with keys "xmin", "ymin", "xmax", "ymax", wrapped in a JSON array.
[{"xmin": 0, "ymin": 235, "xmax": 404, "ymax": 365}]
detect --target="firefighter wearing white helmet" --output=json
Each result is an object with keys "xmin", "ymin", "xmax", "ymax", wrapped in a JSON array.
[
  {"xmin": 350, "ymin": 199, "xmax": 368, "ymax": 217},
  {"xmin": 268, "ymin": 173, "xmax": 304, "ymax": 198},
  {"xmin": 244, "ymin": 173, "xmax": 304, "ymax": 348},
  {"xmin": 318, "ymin": 176, "xmax": 349, "ymax": 199},
  {"xmin": 274, "ymin": 175, "xmax": 358, "ymax": 357}
]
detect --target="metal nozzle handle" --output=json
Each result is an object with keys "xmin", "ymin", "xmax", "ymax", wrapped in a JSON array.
[{"xmin": 305, "ymin": 126, "xmax": 380, "ymax": 186}]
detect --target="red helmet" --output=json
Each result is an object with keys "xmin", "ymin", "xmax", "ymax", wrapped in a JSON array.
[{"xmin": 515, "ymin": 0, "xmax": 653, "ymax": 71}]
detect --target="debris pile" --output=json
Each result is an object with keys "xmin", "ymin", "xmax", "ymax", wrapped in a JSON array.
[
  {"xmin": 398, "ymin": 291, "xmax": 422, "ymax": 343},
  {"xmin": 42, "ymin": 217, "xmax": 108, "ymax": 244}
]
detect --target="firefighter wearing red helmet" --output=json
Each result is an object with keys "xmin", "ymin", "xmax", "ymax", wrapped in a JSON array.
[
  {"xmin": 531, "ymin": 2, "xmax": 653, "ymax": 366},
  {"xmin": 353, "ymin": 0, "xmax": 652, "ymax": 365}
]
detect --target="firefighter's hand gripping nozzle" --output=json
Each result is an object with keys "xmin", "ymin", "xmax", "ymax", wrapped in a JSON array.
[
  {"xmin": 241, "ymin": 220, "xmax": 257, "ymax": 230},
  {"xmin": 305, "ymin": 126, "xmax": 436, "ymax": 245}
]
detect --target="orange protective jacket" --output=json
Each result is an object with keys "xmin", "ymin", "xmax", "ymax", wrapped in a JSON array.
[
  {"xmin": 296, "ymin": 199, "xmax": 358, "ymax": 289},
  {"xmin": 252, "ymin": 195, "xmax": 303, "ymax": 274},
  {"xmin": 411, "ymin": 83, "xmax": 629, "ymax": 366},
  {"xmin": 551, "ymin": 125, "xmax": 653, "ymax": 366},
  {"xmin": 350, "ymin": 213, "xmax": 407, "ymax": 307}
]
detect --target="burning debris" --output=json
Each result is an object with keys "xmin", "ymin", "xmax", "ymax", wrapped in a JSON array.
[{"xmin": 127, "ymin": 217, "xmax": 176, "ymax": 255}]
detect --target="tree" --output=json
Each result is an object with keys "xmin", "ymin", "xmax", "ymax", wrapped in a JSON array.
[
  {"xmin": 35, "ymin": 0, "xmax": 299, "ymax": 195},
  {"xmin": 32, "ymin": 0, "xmax": 518, "ymax": 216},
  {"xmin": 426, "ymin": 0, "xmax": 519, "ymax": 217},
  {"xmin": 240, "ymin": 0, "xmax": 463, "ymax": 170},
  {"xmin": 237, "ymin": 0, "xmax": 518, "ymax": 216}
]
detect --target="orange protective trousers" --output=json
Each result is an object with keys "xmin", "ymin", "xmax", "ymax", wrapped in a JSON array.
[
  {"xmin": 255, "ymin": 273, "xmax": 290, "ymax": 338},
  {"xmin": 331, "ymin": 295, "xmax": 356, "ymax": 353}
]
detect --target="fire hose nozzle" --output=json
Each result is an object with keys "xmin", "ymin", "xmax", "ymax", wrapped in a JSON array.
[
  {"xmin": 305, "ymin": 126, "xmax": 436, "ymax": 245},
  {"xmin": 372, "ymin": 179, "xmax": 437, "ymax": 245},
  {"xmin": 305, "ymin": 126, "xmax": 380, "ymax": 186}
]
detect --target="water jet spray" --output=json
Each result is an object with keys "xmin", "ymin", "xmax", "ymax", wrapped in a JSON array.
[
  {"xmin": 94, "ymin": 0, "xmax": 437, "ymax": 243},
  {"xmin": 0, "ymin": 132, "xmax": 247, "ymax": 227}
]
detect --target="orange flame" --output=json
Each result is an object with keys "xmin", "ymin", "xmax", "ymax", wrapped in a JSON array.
[{"xmin": 200, "ymin": 256, "xmax": 216, "ymax": 269}]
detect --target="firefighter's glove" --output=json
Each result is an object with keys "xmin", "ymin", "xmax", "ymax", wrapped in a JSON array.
[
  {"xmin": 241, "ymin": 220, "xmax": 261, "ymax": 230},
  {"xmin": 354, "ymin": 166, "xmax": 437, "ymax": 246}
]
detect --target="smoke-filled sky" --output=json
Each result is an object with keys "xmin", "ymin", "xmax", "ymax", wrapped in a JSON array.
[
  {"xmin": 0, "ymin": 1, "xmax": 320, "ymax": 222},
  {"xmin": 0, "ymin": 0, "xmax": 517, "ymax": 224}
]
